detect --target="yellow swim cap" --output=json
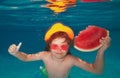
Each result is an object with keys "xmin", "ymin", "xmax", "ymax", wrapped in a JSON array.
[{"xmin": 44, "ymin": 23, "xmax": 74, "ymax": 41}]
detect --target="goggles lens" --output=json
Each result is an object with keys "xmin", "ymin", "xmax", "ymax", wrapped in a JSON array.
[{"xmin": 51, "ymin": 44, "xmax": 68, "ymax": 51}]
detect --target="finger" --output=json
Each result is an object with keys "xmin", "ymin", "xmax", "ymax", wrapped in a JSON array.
[
  {"xmin": 8, "ymin": 44, "xmax": 16, "ymax": 53},
  {"xmin": 101, "ymin": 37, "xmax": 106, "ymax": 40},
  {"xmin": 17, "ymin": 42, "xmax": 22, "ymax": 50}
]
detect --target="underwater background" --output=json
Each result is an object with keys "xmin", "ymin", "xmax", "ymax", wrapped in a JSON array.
[{"xmin": 0, "ymin": 0, "xmax": 120, "ymax": 78}]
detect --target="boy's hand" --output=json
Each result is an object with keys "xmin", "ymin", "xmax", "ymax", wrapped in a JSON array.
[
  {"xmin": 8, "ymin": 42, "xmax": 22, "ymax": 55},
  {"xmin": 99, "ymin": 36, "xmax": 111, "ymax": 51}
]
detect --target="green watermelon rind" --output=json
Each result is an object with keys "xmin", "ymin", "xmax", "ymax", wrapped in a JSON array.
[{"xmin": 74, "ymin": 26, "xmax": 109, "ymax": 52}]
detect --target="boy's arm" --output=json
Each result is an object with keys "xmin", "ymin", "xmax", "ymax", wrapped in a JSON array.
[
  {"xmin": 74, "ymin": 36, "xmax": 111, "ymax": 74},
  {"xmin": 8, "ymin": 42, "xmax": 44, "ymax": 62},
  {"xmin": 12, "ymin": 51, "xmax": 44, "ymax": 62}
]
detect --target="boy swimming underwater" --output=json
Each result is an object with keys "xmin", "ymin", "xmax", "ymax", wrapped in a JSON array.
[{"xmin": 8, "ymin": 23, "xmax": 111, "ymax": 78}]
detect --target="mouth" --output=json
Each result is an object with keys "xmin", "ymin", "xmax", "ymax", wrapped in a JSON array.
[{"xmin": 55, "ymin": 52, "xmax": 63, "ymax": 55}]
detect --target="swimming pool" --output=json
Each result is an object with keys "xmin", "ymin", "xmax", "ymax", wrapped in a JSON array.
[{"xmin": 0, "ymin": 0, "xmax": 120, "ymax": 78}]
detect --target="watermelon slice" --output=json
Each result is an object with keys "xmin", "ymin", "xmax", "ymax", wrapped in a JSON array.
[{"xmin": 74, "ymin": 25, "xmax": 109, "ymax": 52}]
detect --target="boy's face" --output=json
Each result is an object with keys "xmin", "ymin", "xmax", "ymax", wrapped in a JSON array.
[{"xmin": 50, "ymin": 37, "xmax": 69, "ymax": 59}]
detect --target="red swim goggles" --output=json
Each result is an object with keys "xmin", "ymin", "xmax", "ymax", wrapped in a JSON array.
[{"xmin": 51, "ymin": 44, "xmax": 69, "ymax": 51}]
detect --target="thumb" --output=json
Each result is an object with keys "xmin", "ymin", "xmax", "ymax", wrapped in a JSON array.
[{"xmin": 17, "ymin": 42, "xmax": 22, "ymax": 51}]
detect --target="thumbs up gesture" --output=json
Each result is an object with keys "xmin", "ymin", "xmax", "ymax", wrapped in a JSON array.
[{"xmin": 8, "ymin": 42, "xmax": 22, "ymax": 55}]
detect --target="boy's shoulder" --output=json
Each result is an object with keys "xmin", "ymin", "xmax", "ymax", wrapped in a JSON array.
[
  {"xmin": 36, "ymin": 51, "xmax": 50, "ymax": 57},
  {"xmin": 39, "ymin": 51, "xmax": 50, "ymax": 56},
  {"xmin": 66, "ymin": 54, "xmax": 82, "ymax": 63},
  {"xmin": 65, "ymin": 54, "xmax": 77, "ymax": 61}
]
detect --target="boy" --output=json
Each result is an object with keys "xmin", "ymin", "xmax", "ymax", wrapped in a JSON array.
[{"xmin": 8, "ymin": 23, "xmax": 111, "ymax": 78}]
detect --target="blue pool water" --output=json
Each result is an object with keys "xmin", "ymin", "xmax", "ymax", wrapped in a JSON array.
[{"xmin": 0, "ymin": 0, "xmax": 120, "ymax": 78}]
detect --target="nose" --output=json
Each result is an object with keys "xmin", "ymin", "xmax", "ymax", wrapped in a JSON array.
[{"xmin": 56, "ymin": 46, "xmax": 62, "ymax": 53}]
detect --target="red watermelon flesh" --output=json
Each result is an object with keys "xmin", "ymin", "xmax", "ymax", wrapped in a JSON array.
[{"xmin": 74, "ymin": 25, "xmax": 109, "ymax": 52}]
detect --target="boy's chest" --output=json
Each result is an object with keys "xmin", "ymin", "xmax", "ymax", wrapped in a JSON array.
[
  {"xmin": 45, "ymin": 57, "xmax": 72, "ymax": 71},
  {"xmin": 43, "ymin": 54, "xmax": 73, "ymax": 72}
]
